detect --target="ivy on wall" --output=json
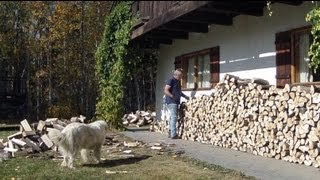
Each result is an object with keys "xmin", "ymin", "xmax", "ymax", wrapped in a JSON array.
[
  {"xmin": 306, "ymin": 4, "xmax": 320, "ymax": 73},
  {"xmin": 95, "ymin": 2, "xmax": 133, "ymax": 129},
  {"xmin": 267, "ymin": 1, "xmax": 273, "ymax": 16}
]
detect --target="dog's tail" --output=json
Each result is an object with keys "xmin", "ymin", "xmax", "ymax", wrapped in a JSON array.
[{"xmin": 47, "ymin": 128, "xmax": 65, "ymax": 146}]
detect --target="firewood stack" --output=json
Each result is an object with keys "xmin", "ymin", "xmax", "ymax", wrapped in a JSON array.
[
  {"xmin": 0, "ymin": 115, "xmax": 87, "ymax": 161},
  {"xmin": 155, "ymin": 74, "xmax": 320, "ymax": 168},
  {"xmin": 122, "ymin": 111, "xmax": 156, "ymax": 127}
]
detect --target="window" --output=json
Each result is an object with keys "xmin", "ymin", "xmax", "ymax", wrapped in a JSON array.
[
  {"xmin": 175, "ymin": 47, "xmax": 219, "ymax": 89},
  {"xmin": 292, "ymin": 28, "xmax": 320, "ymax": 83},
  {"xmin": 275, "ymin": 26, "xmax": 320, "ymax": 87},
  {"xmin": 186, "ymin": 57, "xmax": 195, "ymax": 88}
]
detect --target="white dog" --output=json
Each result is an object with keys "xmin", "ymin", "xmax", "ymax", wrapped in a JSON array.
[{"xmin": 47, "ymin": 120, "xmax": 107, "ymax": 169}]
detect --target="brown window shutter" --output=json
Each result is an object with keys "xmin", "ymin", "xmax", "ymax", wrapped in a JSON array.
[
  {"xmin": 275, "ymin": 31, "xmax": 291, "ymax": 87},
  {"xmin": 210, "ymin": 46, "xmax": 220, "ymax": 88}
]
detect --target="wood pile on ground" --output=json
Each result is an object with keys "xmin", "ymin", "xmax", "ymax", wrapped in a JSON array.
[
  {"xmin": 122, "ymin": 111, "xmax": 156, "ymax": 127},
  {"xmin": 0, "ymin": 115, "xmax": 87, "ymax": 161},
  {"xmin": 155, "ymin": 74, "xmax": 320, "ymax": 168}
]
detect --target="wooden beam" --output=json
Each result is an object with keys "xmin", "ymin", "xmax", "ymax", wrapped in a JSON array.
[
  {"xmin": 200, "ymin": 3, "xmax": 264, "ymax": 17},
  {"xmin": 132, "ymin": 20, "xmax": 145, "ymax": 30},
  {"xmin": 208, "ymin": 1, "xmax": 266, "ymax": 8},
  {"xmin": 131, "ymin": 1, "xmax": 210, "ymax": 39},
  {"xmin": 160, "ymin": 21, "xmax": 208, "ymax": 33},
  {"xmin": 149, "ymin": 30, "xmax": 189, "ymax": 40},
  {"xmin": 149, "ymin": 33, "xmax": 186, "ymax": 40},
  {"xmin": 131, "ymin": 38, "xmax": 160, "ymax": 49},
  {"xmin": 150, "ymin": 38, "xmax": 173, "ymax": 45},
  {"xmin": 177, "ymin": 13, "xmax": 233, "ymax": 26},
  {"xmin": 140, "ymin": 39, "xmax": 171, "ymax": 46}
]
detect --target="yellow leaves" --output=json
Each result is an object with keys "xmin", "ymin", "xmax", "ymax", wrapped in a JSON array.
[
  {"xmin": 25, "ymin": 1, "xmax": 47, "ymax": 19},
  {"xmin": 0, "ymin": 1, "xmax": 113, "ymax": 121},
  {"xmin": 36, "ymin": 69, "xmax": 48, "ymax": 78},
  {"xmin": 49, "ymin": 1, "xmax": 82, "ymax": 42}
]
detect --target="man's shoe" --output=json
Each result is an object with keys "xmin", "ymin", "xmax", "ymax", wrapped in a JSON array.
[{"xmin": 171, "ymin": 135, "xmax": 179, "ymax": 139}]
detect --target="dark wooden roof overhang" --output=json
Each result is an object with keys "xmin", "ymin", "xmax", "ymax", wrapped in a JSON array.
[{"xmin": 130, "ymin": 1, "xmax": 303, "ymax": 48}]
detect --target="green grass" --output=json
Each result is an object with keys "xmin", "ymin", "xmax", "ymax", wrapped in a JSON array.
[
  {"xmin": 0, "ymin": 130, "xmax": 17, "ymax": 139},
  {"xmin": 0, "ymin": 131, "xmax": 256, "ymax": 180}
]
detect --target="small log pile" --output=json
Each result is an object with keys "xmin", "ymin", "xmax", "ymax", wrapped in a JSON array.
[
  {"xmin": 122, "ymin": 111, "xmax": 156, "ymax": 127},
  {"xmin": 155, "ymin": 74, "xmax": 320, "ymax": 168},
  {"xmin": 0, "ymin": 115, "xmax": 87, "ymax": 161}
]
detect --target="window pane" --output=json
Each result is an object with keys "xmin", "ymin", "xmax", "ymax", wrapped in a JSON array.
[
  {"xmin": 199, "ymin": 54, "xmax": 210, "ymax": 88},
  {"xmin": 198, "ymin": 55, "xmax": 203, "ymax": 88},
  {"xmin": 187, "ymin": 57, "xmax": 195, "ymax": 88},
  {"xmin": 298, "ymin": 33, "xmax": 311, "ymax": 82}
]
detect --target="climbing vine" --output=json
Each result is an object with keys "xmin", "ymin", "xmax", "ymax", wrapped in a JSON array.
[
  {"xmin": 306, "ymin": 4, "xmax": 320, "ymax": 73},
  {"xmin": 267, "ymin": 1, "xmax": 273, "ymax": 17},
  {"xmin": 95, "ymin": 2, "xmax": 133, "ymax": 129},
  {"xmin": 95, "ymin": 1, "xmax": 158, "ymax": 129}
]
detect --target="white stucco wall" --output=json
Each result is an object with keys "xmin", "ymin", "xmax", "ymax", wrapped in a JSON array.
[{"xmin": 156, "ymin": 2, "xmax": 315, "ymax": 120}]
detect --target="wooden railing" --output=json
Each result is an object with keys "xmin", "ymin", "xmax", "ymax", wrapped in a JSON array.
[{"xmin": 132, "ymin": 1, "xmax": 183, "ymax": 20}]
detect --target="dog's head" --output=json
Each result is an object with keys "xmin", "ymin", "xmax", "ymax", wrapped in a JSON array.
[
  {"xmin": 47, "ymin": 128, "xmax": 64, "ymax": 145},
  {"xmin": 94, "ymin": 120, "xmax": 108, "ymax": 131}
]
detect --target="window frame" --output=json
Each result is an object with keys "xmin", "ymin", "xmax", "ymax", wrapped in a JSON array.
[
  {"xmin": 291, "ymin": 25, "xmax": 312, "ymax": 83},
  {"xmin": 175, "ymin": 46, "xmax": 219, "ymax": 91},
  {"xmin": 275, "ymin": 25, "xmax": 320, "ymax": 87}
]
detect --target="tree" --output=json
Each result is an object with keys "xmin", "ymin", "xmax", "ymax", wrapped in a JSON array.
[
  {"xmin": 95, "ymin": 2, "xmax": 159, "ymax": 128},
  {"xmin": 0, "ymin": 1, "xmax": 112, "ymax": 121},
  {"xmin": 95, "ymin": 2, "xmax": 132, "ymax": 128}
]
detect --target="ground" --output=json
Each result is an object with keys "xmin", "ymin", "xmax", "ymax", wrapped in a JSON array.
[{"xmin": 0, "ymin": 129, "xmax": 255, "ymax": 180}]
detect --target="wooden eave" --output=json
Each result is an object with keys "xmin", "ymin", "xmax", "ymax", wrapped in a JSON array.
[{"xmin": 130, "ymin": 1, "xmax": 303, "ymax": 48}]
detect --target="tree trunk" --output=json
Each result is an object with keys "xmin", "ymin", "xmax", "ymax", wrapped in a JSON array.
[
  {"xmin": 142, "ymin": 75, "xmax": 146, "ymax": 110},
  {"xmin": 36, "ymin": 57, "xmax": 40, "ymax": 121},
  {"xmin": 80, "ymin": 1, "xmax": 85, "ymax": 114},
  {"xmin": 48, "ymin": 46, "xmax": 52, "ymax": 106},
  {"xmin": 134, "ymin": 78, "xmax": 141, "ymax": 110},
  {"xmin": 150, "ymin": 67, "xmax": 155, "ymax": 106}
]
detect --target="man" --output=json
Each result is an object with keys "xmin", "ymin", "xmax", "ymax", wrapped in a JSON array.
[{"xmin": 164, "ymin": 68, "xmax": 189, "ymax": 139}]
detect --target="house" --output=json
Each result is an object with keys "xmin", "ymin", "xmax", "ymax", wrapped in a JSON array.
[{"xmin": 130, "ymin": 1, "xmax": 316, "ymax": 120}]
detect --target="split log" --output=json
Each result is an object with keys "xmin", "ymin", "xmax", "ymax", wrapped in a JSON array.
[
  {"xmin": 11, "ymin": 138, "xmax": 27, "ymax": 147},
  {"xmin": 37, "ymin": 120, "xmax": 46, "ymax": 132},
  {"xmin": 40, "ymin": 134, "xmax": 54, "ymax": 149},
  {"xmin": 45, "ymin": 118, "xmax": 58, "ymax": 123},
  {"xmin": 20, "ymin": 119, "xmax": 33, "ymax": 132},
  {"xmin": 122, "ymin": 111, "xmax": 155, "ymax": 126},
  {"xmin": 23, "ymin": 138, "xmax": 41, "ymax": 152},
  {"xmin": 7, "ymin": 132, "xmax": 22, "ymax": 140},
  {"xmin": 22, "ymin": 131, "xmax": 36, "ymax": 137}
]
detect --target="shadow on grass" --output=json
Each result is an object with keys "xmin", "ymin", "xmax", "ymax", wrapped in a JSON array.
[{"xmin": 82, "ymin": 155, "xmax": 152, "ymax": 168}]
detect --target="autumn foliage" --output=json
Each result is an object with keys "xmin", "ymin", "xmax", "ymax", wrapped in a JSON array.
[{"xmin": 0, "ymin": 1, "xmax": 112, "ymax": 120}]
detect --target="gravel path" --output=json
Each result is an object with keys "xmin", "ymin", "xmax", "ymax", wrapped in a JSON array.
[{"xmin": 122, "ymin": 130, "xmax": 320, "ymax": 180}]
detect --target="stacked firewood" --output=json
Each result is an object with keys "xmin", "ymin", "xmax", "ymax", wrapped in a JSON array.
[
  {"xmin": 155, "ymin": 74, "xmax": 320, "ymax": 168},
  {"xmin": 0, "ymin": 115, "xmax": 86, "ymax": 161},
  {"xmin": 122, "ymin": 111, "xmax": 156, "ymax": 127}
]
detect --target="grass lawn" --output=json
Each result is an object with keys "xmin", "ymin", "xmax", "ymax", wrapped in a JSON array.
[{"xmin": 0, "ymin": 130, "xmax": 256, "ymax": 180}]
